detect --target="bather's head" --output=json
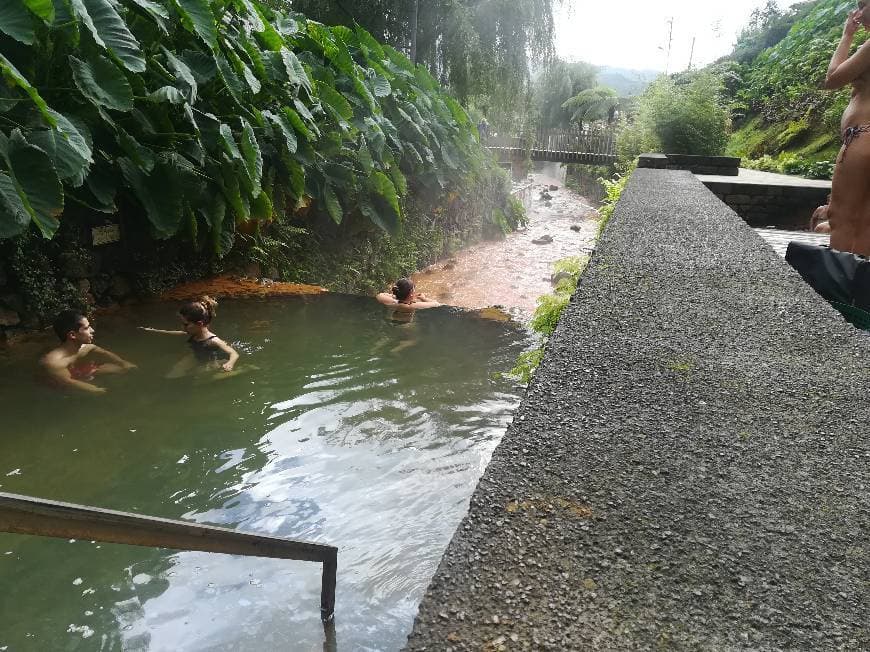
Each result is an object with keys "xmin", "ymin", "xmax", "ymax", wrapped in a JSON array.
[
  {"xmin": 391, "ymin": 278, "xmax": 415, "ymax": 302},
  {"xmin": 179, "ymin": 295, "xmax": 218, "ymax": 328}
]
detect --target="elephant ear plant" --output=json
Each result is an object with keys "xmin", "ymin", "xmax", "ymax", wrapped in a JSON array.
[{"xmin": 0, "ymin": 0, "xmax": 494, "ymax": 254}]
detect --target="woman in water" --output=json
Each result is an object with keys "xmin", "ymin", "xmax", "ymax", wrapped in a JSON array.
[
  {"xmin": 141, "ymin": 296, "xmax": 239, "ymax": 377},
  {"xmin": 824, "ymin": 2, "xmax": 870, "ymax": 254},
  {"xmin": 375, "ymin": 278, "xmax": 441, "ymax": 311}
]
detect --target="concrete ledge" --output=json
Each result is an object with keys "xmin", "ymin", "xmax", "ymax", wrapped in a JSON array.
[
  {"xmin": 639, "ymin": 153, "xmax": 740, "ymax": 175},
  {"xmin": 406, "ymin": 169, "xmax": 868, "ymax": 650}
]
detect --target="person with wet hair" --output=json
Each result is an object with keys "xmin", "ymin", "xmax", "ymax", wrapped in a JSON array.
[
  {"xmin": 140, "ymin": 296, "xmax": 239, "ymax": 377},
  {"xmin": 376, "ymin": 278, "xmax": 441, "ymax": 311},
  {"xmin": 40, "ymin": 309, "xmax": 137, "ymax": 394}
]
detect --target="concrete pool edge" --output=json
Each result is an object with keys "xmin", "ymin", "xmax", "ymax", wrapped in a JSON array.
[{"xmin": 405, "ymin": 168, "xmax": 869, "ymax": 649}]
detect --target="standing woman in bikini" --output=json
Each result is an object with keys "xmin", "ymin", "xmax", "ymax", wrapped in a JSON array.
[{"xmin": 824, "ymin": 2, "xmax": 870, "ymax": 255}]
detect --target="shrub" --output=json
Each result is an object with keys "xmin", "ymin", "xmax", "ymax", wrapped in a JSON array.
[{"xmin": 618, "ymin": 72, "xmax": 731, "ymax": 159}]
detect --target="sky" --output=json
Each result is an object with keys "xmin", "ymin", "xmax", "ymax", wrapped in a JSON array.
[{"xmin": 554, "ymin": 0, "xmax": 793, "ymax": 72}]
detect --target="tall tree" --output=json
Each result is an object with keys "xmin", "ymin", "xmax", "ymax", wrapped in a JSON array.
[
  {"xmin": 562, "ymin": 86, "xmax": 619, "ymax": 127},
  {"xmin": 533, "ymin": 59, "xmax": 598, "ymax": 129},
  {"xmin": 287, "ymin": 0, "xmax": 564, "ymax": 112}
]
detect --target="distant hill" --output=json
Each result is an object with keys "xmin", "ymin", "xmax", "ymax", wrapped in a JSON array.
[{"xmin": 596, "ymin": 67, "xmax": 659, "ymax": 96}]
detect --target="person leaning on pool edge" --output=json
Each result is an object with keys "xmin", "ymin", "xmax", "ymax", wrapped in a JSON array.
[
  {"xmin": 823, "ymin": 1, "xmax": 870, "ymax": 255},
  {"xmin": 376, "ymin": 278, "xmax": 441, "ymax": 311}
]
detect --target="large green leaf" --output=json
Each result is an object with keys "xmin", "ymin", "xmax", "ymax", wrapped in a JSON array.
[
  {"xmin": 249, "ymin": 3, "xmax": 283, "ymax": 51},
  {"xmin": 70, "ymin": 55, "xmax": 133, "ymax": 111},
  {"xmin": 317, "ymin": 83, "xmax": 353, "ymax": 121},
  {"xmin": 70, "ymin": 0, "xmax": 145, "ymax": 72},
  {"xmin": 372, "ymin": 75, "xmax": 391, "ymax": 98},
  {"xmin": 220, "ymin": 157, "xmax": 249, "ymax": 222},
  {"xmin": 173, "ymin": 0, "xmax": 217, "ymax": 50},
  {"xmin": 322, "ymin": 184, "xmax": 342, "ymax": 224},
  {"xmin": 225, "ymin": 46, "xmax": 260, "ymax": 94},
  {"xmin": 162, "ymin": 48, "xmax": 198, "ymax": 103},
  {"xmin": 118, "ymin": 157, "xmax": 185, "ymax": 237},
  {"xmin": 148, "ymin": 86, "xmax": 185, "ymax": 104},
  {"xmin": 239, "ymin": 118, "xmax": 262, "ymax": 195},
  {"xmin": 368, "ymin": 171, "xmax": 400, "ymax": 217},
  {"xmin": 0, "ymin": 1, "xmax": 36, "ymax": 44},
  {"xmin": 263, "ymin": 110, "xmax": 297, "ymax": 155},
  {"xmin": 23, "ymin": 0, "xmax": 55, "ymax": 21},
  {"xmin": 2, "ymin": 130, "xmax": 64, "ymax": 238},
  {"xmin": 128, "ymin": 0, "xmax": 168, "ymax": 29},
  {"xmin": 216, "ymin": 52, "xmax": 247, "ymax": 107},
  {"xmin": 27, "ymin": 110, "xmax": 93, "ymax": 185},
  {"xmin": 282, "ymin": 106, "xmax": 316, "ymax": 141},
  {"xmin": 280, "ymin": 49, "xmax": 311, "ymax": 92},
  {"xmin": 0, "ymin": 174, "xmax": 31, "ymax": 238},
  {"xmin": 249, "ymin": 188, "xmax": 272, "ymax": 221},
  {"xmin": 219, "ymin": 123, "xmax": 242, "ymax": 160},
  {"xmin": 0, "ymin": 54, "xmax": 55, "ymax": 126}
]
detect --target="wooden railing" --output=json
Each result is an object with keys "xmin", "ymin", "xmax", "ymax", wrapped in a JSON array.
[{"xmin": 0, "ymin": 491, "xmax": 338, "ymax": 622}]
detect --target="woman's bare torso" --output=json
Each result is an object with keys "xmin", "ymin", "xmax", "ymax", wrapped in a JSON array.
[
  {"xmin": 841, "ymin": 71, "xmax": 870, "ymax": 130},
  {"xmin": 830, "ymin": 68, "xmax": 870, "ymax": 255}
]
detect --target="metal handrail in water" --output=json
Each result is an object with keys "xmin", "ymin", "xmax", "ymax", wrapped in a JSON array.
[{"xmin": 0, "ymin": 491, "xmax": 337, "ymax": 622}]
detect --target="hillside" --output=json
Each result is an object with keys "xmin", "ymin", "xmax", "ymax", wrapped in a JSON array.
[
  {"xmin": 596, "ymin": 66, "xmax": 659, "ymax": 96},
  {"xmin": 724, "ymin": 0, "xmax": 868, "ymax": 170}
]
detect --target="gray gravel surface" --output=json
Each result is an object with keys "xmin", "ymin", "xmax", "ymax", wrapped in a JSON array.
[{"xmin": 405, "ymin": 169, "xmax": 869, "ymax": 651}]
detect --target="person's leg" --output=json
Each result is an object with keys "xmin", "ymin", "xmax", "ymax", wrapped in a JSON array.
[
  {"xmin": 828, "ymin": 135, "xmax": 870, "ymax": 255},
  {"xmin": 166, "ymin": 354, "xmax": 197, "ymax": 378}
]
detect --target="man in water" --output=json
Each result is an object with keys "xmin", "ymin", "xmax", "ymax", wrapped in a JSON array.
[{"xmin": 40, "ymin": 309, "xmax": 136, "ymax": 394}]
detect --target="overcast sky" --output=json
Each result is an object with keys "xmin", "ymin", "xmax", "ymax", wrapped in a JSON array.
[{"xmin": 554, "ymin": 0, "xmax": 793, "ymax": 72}]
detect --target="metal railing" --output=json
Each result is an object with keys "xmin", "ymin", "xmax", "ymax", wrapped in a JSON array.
[{"xmin": 0, "ymin": 491, "xmax": 337, "ymax": 622}]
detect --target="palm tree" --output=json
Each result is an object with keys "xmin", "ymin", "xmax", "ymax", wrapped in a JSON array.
[{"xmin": 561, "ymin": 86, "xmax": 619, "ymax": 128}]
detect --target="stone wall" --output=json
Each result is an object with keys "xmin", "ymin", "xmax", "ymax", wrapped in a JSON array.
[
  {"xmin": 638, "ymin": 152, "xmax": 740, "ymax": 175},
  {"xmin": 702, "ymin": 180, "xmax": 829, "ymax": 230}
]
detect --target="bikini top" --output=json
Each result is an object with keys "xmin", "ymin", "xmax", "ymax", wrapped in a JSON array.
[{"xmin": 188, "ymin": 335, "xmax": 224, "ymax": 362}]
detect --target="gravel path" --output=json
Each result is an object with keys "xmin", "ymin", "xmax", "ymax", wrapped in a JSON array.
[{"xmin": 405, "ymin": 169, "xmax": 869, "ymax": 650}]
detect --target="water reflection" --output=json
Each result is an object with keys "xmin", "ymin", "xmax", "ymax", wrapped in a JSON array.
[{"xmin": 0, "ymin": 295, "xmax": 528, "ymax": 650}]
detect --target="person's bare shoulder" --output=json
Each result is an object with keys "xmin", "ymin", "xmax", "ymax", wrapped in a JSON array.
[{"xmin": 40, "ymin": 348, "xmax": 67, "ymax": 371}]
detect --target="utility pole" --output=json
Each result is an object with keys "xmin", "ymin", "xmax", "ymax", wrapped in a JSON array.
[
  {"xmin": 664, "ymin": 17, "xmax": 674, "ymax": 74},
  {"xmin": 410, "ymin": 0, "xmax": 418, "ymax": 64},
  {"xmin": 687, "ymin": 36, "xmax": 696, "ymax": 70}
]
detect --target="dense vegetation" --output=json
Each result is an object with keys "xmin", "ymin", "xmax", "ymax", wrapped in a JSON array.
[
  {"xmin": 0, "ymin": 0, "xmax": 505, "ymax": 242},
  {"xmin": 0, "ymin": 0, "xmax": 524, "ymax": 326},
  {"xmin": 285, "ymin": 0, "xmax": 564, "ymax": 126},
  {"xmin": 723, "ymin": 0, "xmax": 867, "ymax": 173},
  {"xmin": 616, "ymin": 72, "xmax": 731, "ymax": 159}
]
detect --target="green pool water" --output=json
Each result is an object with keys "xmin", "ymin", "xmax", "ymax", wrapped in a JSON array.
[{"xmin": 0, "ymin": 294, "xmax": 529, "ymax": 651}]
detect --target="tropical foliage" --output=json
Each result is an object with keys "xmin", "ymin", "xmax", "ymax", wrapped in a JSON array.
[
  {"xmin": 508, "ymin": 255, "xmax": 588, "ymax": 383},
  {"xmin": 736, "ymin": 0, "xmax": 864, "ymax": 124},
  {"xmin": 721, "ymin": 0, "xmax": 863, "ymax": 169},
  {"xmin": 285, "ymin": 0, "xmax": 563, "ymax": 116},
  {"xmin": 617, "ymin": 71, "xmax": 731, "ymax": 159},
  {"xmin": 0, "ymin": 0, "xmax": 495, "ymax": 251},
  {"xmin": 533, "ymin": 58, "xmax": 598, "ymax": 129},
  {"xmin": 562, "ymin": 86, "xmax": 618, "ymax": 127}
]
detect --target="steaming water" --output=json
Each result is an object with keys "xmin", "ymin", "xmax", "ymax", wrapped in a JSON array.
[{"xmin": 0, "ymin": 294, "xmax": 529, "ymax": 651}]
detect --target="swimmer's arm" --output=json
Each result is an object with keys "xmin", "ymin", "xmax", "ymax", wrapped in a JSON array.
[
  {"xmin": 825, "ymin": 26, "xmax": 870, "ymax": 89},
  {"xmin": 139, "ymin": 327, "xmax": 186, "ymax": 335},
  {"xmin": 212, "ymin": 338, "xmax": 239, "ymax": 372},
  {"xmin": 376, "ymin": 292, "xmax": 398, "ymax": 306},
  {"xmin": 91, "ymin": 346, "xmax": 137, "ymax": 370},
  {"xmin": 410, "ymin": 300, "xmax": 441, "ymax": 309},
  {"xmin": 40, "ymin": 359, "xmax": 106, "ymax": 394}
]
